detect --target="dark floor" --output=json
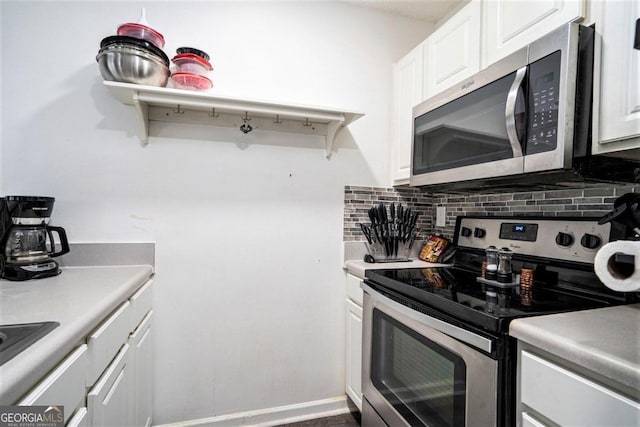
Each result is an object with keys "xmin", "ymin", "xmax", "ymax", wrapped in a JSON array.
[{"xmin": 274, "ymin": 411, "xmax": 361, "ymax": 426}]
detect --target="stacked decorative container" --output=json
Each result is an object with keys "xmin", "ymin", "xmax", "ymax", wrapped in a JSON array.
[
  {"xmin": 96, "ymin": 9, "xmax": 170, "ymax": 88},
  {"xmin": 97, "ymin": 9, "xmax": 213, "ymax": 92},
  {"xmin": 170, "ymin": 47, "xmax": 213, "ymax": 91}
]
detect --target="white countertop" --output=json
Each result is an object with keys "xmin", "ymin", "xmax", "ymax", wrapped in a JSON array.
[
  {"xmin": 510, "ymin": 304, "xmax": 640, "ymax": 394},
  {"xmin": 342, "ymin": 240, "xmax": 450, "ymax": 279},
  {"xmin": 344, "ymin": 259, "xmax": 451, "ymax": 280},
  {"xmin": 0, "ymin": 265, "xmax": 153, "ymax": 404}
]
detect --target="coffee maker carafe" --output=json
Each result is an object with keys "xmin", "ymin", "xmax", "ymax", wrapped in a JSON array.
[{"xmin": 0, "ymin": 196, "xmax": 70, "ymax": 281}]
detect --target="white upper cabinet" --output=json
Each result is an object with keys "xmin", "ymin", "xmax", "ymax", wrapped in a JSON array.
[
  {"xmin": 391, "ymin": 1, "xmax": 481, "ymax": 186},
  {"xmin": 391, "ymin": 43, "xmax": 424, "ymax": 185},
  {"xmin": 482, "ymin": 0, "xmax": 586, "ymax": 67},
  {"xmin": 389, "ymin": 0, "xmax": 604, "ymax": 187},
  {"xmin": 591, "ymin": 0, "xmax": 640, "ymax": 156},
  {"xmin": 423, "ymin": 0, "xmax": 482, "ymax": 100},
  {"xmin": 390, "ymin": 1, "xmax": 481, "ymax": 186}
]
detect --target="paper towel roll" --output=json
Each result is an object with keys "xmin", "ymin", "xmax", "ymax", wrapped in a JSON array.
[{"xmin": 594, "ymin": 240, "xmax": 640, "ymax": 292}]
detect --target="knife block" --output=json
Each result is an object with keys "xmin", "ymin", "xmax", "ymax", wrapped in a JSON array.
[{"xmin": 365, "ymin": 238, "xmax": 414, "ymax": 263}]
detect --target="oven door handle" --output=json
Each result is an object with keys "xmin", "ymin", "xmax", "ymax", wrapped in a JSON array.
[
  {"xmin": 505, "ymin": 66, "xmax": 527, "ymax": 158},
  {"xmin": 362, "ymin": 284, "xmax": 494, "ymax": 353}
]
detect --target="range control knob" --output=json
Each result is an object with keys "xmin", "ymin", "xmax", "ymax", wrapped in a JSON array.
[
  {"xmin": 474, "ymin": 227, "xmax": 486, "ymax": 238},
  {"xmin": 461, "ymin": 227, "xmax": 472, "ymax": 237},
  {"xmin": 581, "ymin": 233, "xmax": 602, "ymax": 249},
  {"xmin": 555, "ymin": 232, "xmax": 574, "ymax": 247}
]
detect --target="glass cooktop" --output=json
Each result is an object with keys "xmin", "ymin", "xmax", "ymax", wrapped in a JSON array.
[{"xmin": 365, "ymin": 267, "xmax": 621, "ymax": 334}]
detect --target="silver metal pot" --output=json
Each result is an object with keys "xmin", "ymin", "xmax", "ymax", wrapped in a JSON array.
[{"xmin": 97, "ymin": 43, "xmax": 169, "ymax": 87}]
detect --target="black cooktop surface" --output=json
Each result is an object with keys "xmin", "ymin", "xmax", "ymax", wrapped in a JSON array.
[{"xmin": 365, "ymin": 266, "xmax": 621, "ymax": 334}]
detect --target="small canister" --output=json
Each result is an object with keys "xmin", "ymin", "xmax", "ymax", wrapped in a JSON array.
[
  {"xmin": 497, "ymin": 247, "xmax": 513, "ymax": 283},
  {"xmin": 520, "ymin": 267, "xmax": 535, "ymax": 306},
  {"xmin": 485, "ymin": 246, "xmax": 498, "ymax": 280}
]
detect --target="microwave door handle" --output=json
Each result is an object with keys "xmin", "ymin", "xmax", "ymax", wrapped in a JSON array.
[{"xmin": 505, "ymin": 67, "xmax": 527, "ymax": 158}]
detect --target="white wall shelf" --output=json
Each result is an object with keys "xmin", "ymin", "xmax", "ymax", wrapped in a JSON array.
[{"xmin": 103, "ymin": 81, "xmax": 363, "ymax": 158}]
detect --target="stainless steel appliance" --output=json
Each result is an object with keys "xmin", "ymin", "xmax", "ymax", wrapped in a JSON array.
[
  {"xmin": 411, "ymin": 23, "xmax": 639, "ymax": 191},
  {"xmin": 362, "ymin": 215, "xmax": 638, "ymax": 426},
  {"xmin": 0, "ymin": 196, "xmax": 69, "ymax": 281}
]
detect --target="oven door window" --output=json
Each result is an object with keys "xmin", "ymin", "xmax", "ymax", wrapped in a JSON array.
[{"xmin": 371, "ymin": 309, "xmax": 466, "ymax": 427}]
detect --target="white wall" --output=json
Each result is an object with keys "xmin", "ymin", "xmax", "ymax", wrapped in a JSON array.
[{"xmin": 0, "ymin": 1, "xmax": 431, "ymax": 423}]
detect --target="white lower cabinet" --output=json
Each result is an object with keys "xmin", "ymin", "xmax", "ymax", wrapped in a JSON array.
[
  {"xmin": 67, "ymin": 407, "xmax": 89, "ymax": 427},
  {"xmin": 130, "ymin": 312, "xmax": 153, "ymax": 427},
  {"xmin": 14, "ymin": 278, "xmax": 153, "ymax": 427},
  {"xmin": 522, "ymin": 412, "xmax": 548, "ymax": 427},
  {"xmin": 86, "ymin": 279, "xmax": 153, "ymax": 427},
  {"xmin": 86, "ymin": 301, "xmax": 133, "ymax": 387},
  {"xmin": 345, "ymin": 299, "xmax": 363, "ymax": 410},
  {"xmin": 17, "ymin": 344, "xmax": 88, "ymax": 425},
  {"xmin": 518, "ymin": 349, "xmax": 640, "ymax": 426},
  {"xmin": 345, "ymin": 273, "xmax": 363, "ymax": 411},
  {"xmin": 88, "ymin": 344, "xmax": 131, "ymax": 427}
]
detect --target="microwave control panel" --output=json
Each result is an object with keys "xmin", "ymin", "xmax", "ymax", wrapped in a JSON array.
[{"xmin": 526, "ymin": 50, "xmax": 561, "ymax": 154}]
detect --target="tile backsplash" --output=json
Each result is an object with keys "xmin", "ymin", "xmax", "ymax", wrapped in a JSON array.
[
  {"xmin": 343, "ymin": 186, "xmax": 433, "ymax": 241},
  {"xmin": 344, "ymin": 184, "xmax": 639, "ymax": 241}
]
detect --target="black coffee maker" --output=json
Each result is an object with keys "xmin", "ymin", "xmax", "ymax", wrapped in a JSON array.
[{"xmin": 0, "ymin": 196, "xmax": 70, "ymax": 281}]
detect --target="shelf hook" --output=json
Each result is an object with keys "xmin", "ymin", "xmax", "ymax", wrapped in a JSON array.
[
  {"xmin": 302, "ymin": 118, "xmax": 313, "ymax": 127},
  {"xmin": 273, "ymin": 114, "xmax": 283, "ymax": 124},
  {"xmin": 209, "ymin": 108, "xmax": 219, "ymax": 118},
  {"xmin": 240, "ymin": 111, "xmax": 253, "ymax": 133},
  {"xmin": 174, "ymin": 105, "xmax": 185, "ymax": 115}
]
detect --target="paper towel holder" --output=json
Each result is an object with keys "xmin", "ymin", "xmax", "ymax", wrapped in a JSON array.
[{"xmin": 598, "ymin": 192, "xmax": 640, "ymax": 238}]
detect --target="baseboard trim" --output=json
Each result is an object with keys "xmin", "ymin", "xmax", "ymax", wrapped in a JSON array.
[{"xmin": 153, "ymin": 395, "xmax": 350, "ymax": 427}]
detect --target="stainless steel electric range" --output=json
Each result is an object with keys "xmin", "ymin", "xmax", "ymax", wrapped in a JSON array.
[{"xmin": 361, "ymin": 215, "xmax": 638, "ymax": 427}]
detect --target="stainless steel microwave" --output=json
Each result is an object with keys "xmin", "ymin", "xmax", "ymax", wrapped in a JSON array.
[{"xmin": 410, "ymin": 23, "xmax": 639, "ymax": 191}]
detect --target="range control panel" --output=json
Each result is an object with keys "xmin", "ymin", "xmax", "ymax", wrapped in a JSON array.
[
  {"xmin": 455, "ymin": 217, "xmax": 613, "ymax": 264},
  {"xmin": 499, "ymin": 222, "xmax": 539, "ymax": 242}
]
